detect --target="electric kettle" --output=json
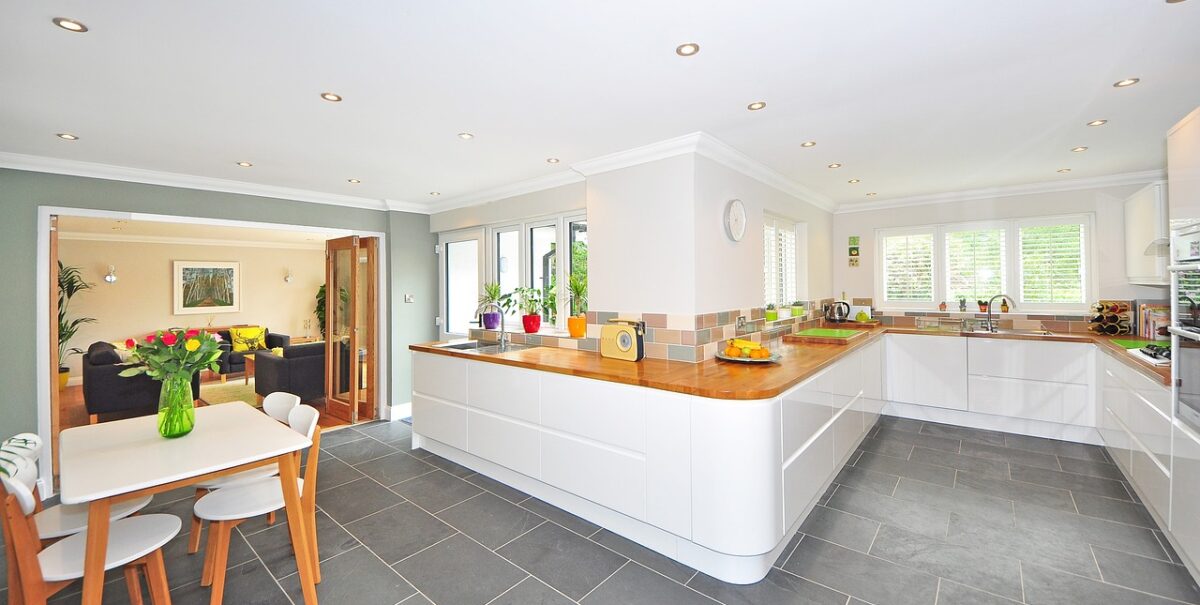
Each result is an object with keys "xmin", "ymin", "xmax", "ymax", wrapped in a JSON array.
[{"xmin": 825, "ymin": 300, "xmax": 851, "ymax": 323}]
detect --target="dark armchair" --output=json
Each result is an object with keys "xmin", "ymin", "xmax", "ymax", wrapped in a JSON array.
[
  {"xmin": 216, "ymin": 328, "xmax": 290, "ymax": 381},
  {"xmin": 253, "ymin": 342, "xmax": 325, "ymax": 402},
  {"xmin": 81, "ymin": 341, "xmax": 200, "ymax": 423}
]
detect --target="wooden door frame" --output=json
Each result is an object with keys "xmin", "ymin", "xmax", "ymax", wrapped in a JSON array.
[{"xmin": 324, "ymin": 235, "xmax": 360, "ymax": 423}]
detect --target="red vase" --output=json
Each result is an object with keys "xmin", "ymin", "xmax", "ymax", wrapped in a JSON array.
[{"xmin": 522, "ymin": 314, "xmax": 542, "ymax": 334}]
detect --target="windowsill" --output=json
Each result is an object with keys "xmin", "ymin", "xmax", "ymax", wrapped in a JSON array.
[
  {"xmin": 874, "ymin": 308, "xmax": 1089, "ymax": 316},
  {"xmin": 474, "ymin": 326, "xmax": 574, "ymax": 338}
]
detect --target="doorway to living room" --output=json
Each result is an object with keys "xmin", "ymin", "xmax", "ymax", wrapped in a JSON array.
[{"xmin": 37, "ymin": 207, "xmax": 389, "ymax": 492}]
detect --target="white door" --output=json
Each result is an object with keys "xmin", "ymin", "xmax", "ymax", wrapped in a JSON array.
[{"xmin": 438, "ymin": 229, "xmax": 484, "ymax": 340}]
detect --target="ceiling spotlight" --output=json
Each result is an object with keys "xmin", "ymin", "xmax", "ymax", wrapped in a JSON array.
[
  {"xmin": 1166, "ymin": 0, "xmax": 1188, "ymax": 3},
  {"xmin": 866, "ymin": 192, "xmax": 878, "ymax": 197},
  {"xmin": 1087, "ymin": 119, "xmax": 1108, "ymax": 127},
  {"xmin": 848, "ymin": 179, "xmax": 861, "ymax": 184},
  {"xmin": 429, "ymin": 191, "xmax": 441, "ymax": 196},
  {"xmin": 747, "ymin": 101, "xmax": 767, "ymax": 111},
  {"xmin": 52, "ymin": 18, "xmax": 88, "ymax": 32},
  {"xmin": 55, "ymin": 133, "xmax": 79, "ymax": 141},
  {"xmin": 675, "ymin": 43, "xmax": 700, "ymax": 56},
  {"xmin": 827, "ymin": 163, "xmax": 842, "ymax": 169},
  {"xmin": 347, "ymin": 178, "xmax": 361, "ymax": 184},
  {"xmin": 457, "ymin": 132, "xmax": 474, "ymax": 140},
  {"xmin": 1058, "ymin": 168, "xmax": 1072, "ymax": 173},
  {"xmin": 1113, "ymin": 78, "xmax": 1140, "ymax": 88},
  {"xmin": 320, "ymin": 92, "xmax": 343, "ymax": 102},
  {"xmin": 236, "ymin": 161, "xmax": 253, "ymax": 167},
  {"xmin": 800, "ymin": 141, "xmax": 817, "ymax": 148},
  {"xmin": 546, "ymin": 157, "xmax": 560, "ymax": 164},
  {"xmin": 1071, "ymin": 146, "xmax": 1088, "ymax": 152}
]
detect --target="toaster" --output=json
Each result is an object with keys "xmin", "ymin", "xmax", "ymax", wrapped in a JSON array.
[{"xmin": 600, "ymin": 319, "xmax": 645, "ymax": 361}]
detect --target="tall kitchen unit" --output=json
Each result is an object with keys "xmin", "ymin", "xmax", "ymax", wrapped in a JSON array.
[{"xmin": 1167, "ymin": 106, "xmax": 1200, "ymax": 576}]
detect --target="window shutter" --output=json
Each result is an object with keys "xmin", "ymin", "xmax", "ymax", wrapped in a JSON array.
[
  {"xmin": 763, "ymin": 216, "xmax": 797, "ymax": 306},
  {"xmin": 945, "ymin": 229, "xmax": 1005, "ymax": 302},
  {"xmin": 883, "ymin": 233, "xmax": 934, "ymax": 302},
  {"xmin": 1019, "ymin": 223, "xmax": 1086, "ymax": 304}
]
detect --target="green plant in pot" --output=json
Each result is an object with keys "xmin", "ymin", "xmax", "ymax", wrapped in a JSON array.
[
  {"xmin": 765, "ymin": 303, "xmax": 779, "ymax": 322},
  {"xmin": 119, "ymin": 329, "xmax": 222, "ymax": 438},
  {"xmin": 791, "ymin": 300, "xmax": 806, "ymax": 317},
  {"xmin": 512, "ymin": 287, "xmax": 544, "ymax": 334},
  {"xmin": 57, "ymin": 261, "xmax": 96, "ymax": 389},
  {"xmin": 314, "ymin": 284, "xmax": 350, "ymax": 338},
  {"xmin": 567, "ymin": 275, "xmax": 588, "ymax": 338},
  {"xmin": 478, "ymin": 282, "xmax": 508, "ymax": 330}
]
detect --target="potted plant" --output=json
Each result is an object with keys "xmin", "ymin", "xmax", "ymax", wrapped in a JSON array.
[
  {"xmin": 478, "ymin": 282, "xmax": 506, "ymax": 330},
  {"xmin": 791, "ymin": 301, "xmax": 806, "ymax": 317},
  {"xmin": 512, "ymin": 287, "xmax": 544, "ymax": 333},
  {"xmin": 765, "ymin": 303, "xmax": 779, "ymax": 322},
  {"xmin": 977, "ymin": 300, "xmax": 989, "ymax": 313},
  {"xmin": 778, "ymin": 303, "xmax": 792, "ymax": 319},
  {"xmin": 567, "ymin": 275, "xmax": 588, "ymax": 338},
  {"xmin": 314, "ymin": 284, "xmax": 349, "ymax": 338},
  {"xmin": 119, "ymin": 329, "xmax": 222, "ymax": 438},
  {"xmin": 57, "ymin": 262, "xmax": 96, "ymax": 389}
]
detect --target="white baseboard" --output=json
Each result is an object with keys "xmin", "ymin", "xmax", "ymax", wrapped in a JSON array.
[
  {"xmin": 883, "ymin": 401, "xmax": 1104, "ymax": 445},
  {"xmin": 385, "ymin": 401, "xmax": 412, "ymax": 421}
]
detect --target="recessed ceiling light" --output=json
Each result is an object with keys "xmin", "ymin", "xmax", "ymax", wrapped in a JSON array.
[
  {"xmin": 1057, "ymin": 168, "xmax": 1072, "ymax": 173},
  {"xmin": 800, "ymin": 141, "xmax": 817, "ymax": 148},
  {"xmin": 429, "ymin": 191, "xmax": 441, "ymax": 196},
  {"xmin": 675, "ymin": 43, "xmax": 700, "ymax": 57},
  {"xmin": 747, "ymin": 101, "xmax": 767, "ymax": 111},
  {"xmin": 236, "ymin": 161, "xmax": 253, "ymax": 167},
  {"xmin": 1166, "ymin": 0, "xmax": 1188, "ymax": 3},
  {"xmin": 546, "ymin": 158, "xmax": 560, "ymax": 164},
  {"xmin": 457, "ymin": 132, "xmax": 474, "ymax": 140},
  {"xmin": 52, "ymin": 18, "xmax": 88, "ymax": 32},
  {"xmin": 1087, "ymin": 119, "xmax": 1108, "ymax": 127},
  {"xmin": 1071, "ymin": 146, "xmax": 1088, "ymax": 153},
  {"xmin": 866, "ymin": 192, "xmax": 877, "ymax": 197},
  {"xmin": 55, "ymin": 132, "xmax": 79, "ymax": 141},
  {"xmin": 1113, "ymin": 78, "xmax": 1140, "ymax": 88},
  {"xmin": 320, "ymin": 92, "xmax": 343, "ymax": 102},
  {"xmin": 347, "ymin": 179, "xmax": 361, "ymax": 184},
  {"xmin": 827, "ymin": 163, "xmax": 842, "ymax": 169},
  {"xmin": 848, "ymin": 179, "xmax": 861, "ymax": 184}
]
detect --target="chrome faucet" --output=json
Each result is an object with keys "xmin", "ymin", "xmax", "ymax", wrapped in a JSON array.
[
  {"xmin": 478, "ymin": 302, "xmax": 509, "ymax": 349},
  {"xmin": 985, "ymin": 294, "xmax": 1014, "ymax": 333}
]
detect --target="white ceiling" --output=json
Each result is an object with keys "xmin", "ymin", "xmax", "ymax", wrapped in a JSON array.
[
  {"xmin": 57, "ymin": 215, "xmax": 334, "ymax": 248},
  {"xmin": 2, "ymin": 1, "xmax": 1198, "ymax": 212}
]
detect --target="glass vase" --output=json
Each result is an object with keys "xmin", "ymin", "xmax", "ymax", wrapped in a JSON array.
[{"xmin": 158, "ymin": 372, "xmax": 196, "ymax": 438}]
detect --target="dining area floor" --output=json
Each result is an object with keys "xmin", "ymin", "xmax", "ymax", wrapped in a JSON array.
[{"xmin": 6, "ymin": 415, "xmax": 1200, "ymax": 605}]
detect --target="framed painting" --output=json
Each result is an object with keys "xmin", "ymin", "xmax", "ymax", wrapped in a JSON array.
[{"xmin": 173, "ymin": 261, "xmax": 241, "ymax": 315}]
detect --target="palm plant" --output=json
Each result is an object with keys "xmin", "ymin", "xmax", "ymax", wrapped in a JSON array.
[
  {"xmin": 568, "ymin": 274, "xmax": 588, "ymax": 316},
  {"xmin": 57, "ymin": 261, "xmax": 95, "ymax": 371},
  {"xmin": 314, "ymin": 284, "xmax": 350, "ymax": 338}
]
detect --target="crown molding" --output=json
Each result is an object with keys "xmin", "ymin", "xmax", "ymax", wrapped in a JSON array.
[
  {"xmin": 58, "ymin": 231, "xmax": 326, "ymax": 250},
  {"xmin": 834, "ymin": 169, "xmax": 1165, "ymax": 214},
  {"xmin": 383, "ymin": 199, "xmax": 432, "ymax": 213},
  {"xmin": 691, "ymin": 133, "xmax": 837, "ymax": 212},
  {"xmin": 570, "ymin": 132, "xmax": 706, "ymax": 176},
  {"xmin": 0, "ymin": 152, "xmax": 413, "ymax": 213},
  {"xmin": 425, "ymin": 171, "xmax": 586, "ymax": 214}
]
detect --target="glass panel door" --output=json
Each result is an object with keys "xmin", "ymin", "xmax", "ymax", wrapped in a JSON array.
[
  {"xmin": 439, "ymin": 230, "xmax": 483, "ymax": 339},
  {"xmin": 324, "ymin": 235, "xmax": 377, "ymax": 423}
]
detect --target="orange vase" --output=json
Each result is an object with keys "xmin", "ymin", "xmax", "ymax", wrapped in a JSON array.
[{"xmin": 567, "ymin": 315, "xmax": 587, "ymax": 338}]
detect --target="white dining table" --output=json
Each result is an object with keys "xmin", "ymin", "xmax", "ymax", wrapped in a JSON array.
[{"xmin": 58, "ymin": 402, "xmax": 320, "ymax": 604}]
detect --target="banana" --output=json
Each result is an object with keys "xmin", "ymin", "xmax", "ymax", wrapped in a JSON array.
[{"xmin": 729, "ymin": 338, "xmax": 762, "ymax": 350}]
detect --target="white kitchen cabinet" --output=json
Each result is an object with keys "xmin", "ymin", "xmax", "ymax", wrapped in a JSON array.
[
  {"xmin": 967, "ymin": 375, "xmax": 1089, "ymax": 424},
  {"xmin": 1098, "ymin": 350, "xmax": 1172, "ymax": 523},
  {"xmin": 644, "ymin": 391, "xmax": 692, "ymax": 538},
  {"xmin": 967, "ymin": 339, "xmax": 1091, "ymax": 385},
  {"xmin": 412, "ymin": 354, "xmax": 469, "ymax": 449},
  {"xmin": 966, "ymin": 339, "xmax": 1093, "ymax": 424},
  {"xmin": 1168, "ymin": 106, "xmax": 1200, "ymax": 227},
  {"xmin": 859, "ymin": 340, "xmax": 885, "ymax": 431},
  {"xmin": 1171, "ymin": 422, "xmax": 1200, "ymax": 571},
  {"xmin": 886, "ymin": 334, "xmax": 968, "ymax": 410},
  {"xmin": 1124, "ymin": 182, "xmax": 1168, "ymax": 285}
]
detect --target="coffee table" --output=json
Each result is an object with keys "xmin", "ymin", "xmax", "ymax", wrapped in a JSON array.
[{"xmin": 244, "ymin": 352, "xmax": 256, "ymax": 385}]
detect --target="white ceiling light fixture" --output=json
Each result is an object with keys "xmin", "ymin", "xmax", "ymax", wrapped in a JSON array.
[
  {"xmin": 1113, "ymin": 78, "xmax": 1140, "ymax": 88},
  {"xmin": 52, "ymin": 18, "xmax": 88, "ymax": 32},
  {"xmin": 347, "ymin": 178, "xmax": 361, "ymax": 184},
  {"xmin": 55, "ymin": 133, "xmax": 79, "ymax": 141},
  {"xmin": 848, "ymin": 179, "xmax": 861, "ymax": 184},
  {"xmin": 457, "ymin": 132, "xmax": 474, "ymax": 140},
  {"xmin": 103, "ymin": 265, "xmax": 118, "ymax": 284},
  {"xmin": 747, "ymin": 101, "xmax": 767, "ymax": 111},
  {"xmin": 236, "ymin": 161, "xmax": 253, "ymax": 167},
  {"xmin": 1071, "ymin": 146, "xmax": 1088, "ymax": 152},
  {"xmin": 1087, "ymin": 119, "xmax": 1108, "ymax": 127},
  {"xmin": 827, "ymin": 163, "xmax": 842, "ymax": 169},
  {"xmin": 675, "ymin": 43, "xmax": 700, "ymax": 56},
  {"xmin": 429, "ymin": 191, "xmax": 441, "ymax": 196},
  {"xmin": 800, "ymin": 141, "xmax": 816, "ymax": 148},
  {"xmin": 1057, "ymin": 168, "xmax": 1072, "ymax": 173},
  {"xmin": 866, "ymin": 192, "xmax": 877, "ymax": 197},
  {"xmin": 546, "ymin": 157, "xmax": 560, "ymax": 164},
  {"xmin": 320, "ymin": 92, "xmax": 343, "ymax": 102}
]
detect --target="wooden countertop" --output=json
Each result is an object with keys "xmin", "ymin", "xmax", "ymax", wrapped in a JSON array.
[{"xmin": 410, "ymin": 328, "xmax": 1171, "ymax": 401}]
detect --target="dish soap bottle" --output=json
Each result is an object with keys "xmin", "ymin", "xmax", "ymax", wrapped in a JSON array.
[{"xmin": 1000, "ymin": 299, "xmax": 1010, "ymax": 313}]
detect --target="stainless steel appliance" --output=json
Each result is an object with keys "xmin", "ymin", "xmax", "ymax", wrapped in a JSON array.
[
  {"xmin": 824, "ymin": 301, "xmax": 850, "ymax": 323},
  {"xmin": 1172, "ymin": 260, "xmax": 1200, "ymax": 430}
]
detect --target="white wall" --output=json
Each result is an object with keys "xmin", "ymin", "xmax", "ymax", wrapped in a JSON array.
[
  {"xmin": 832, "ymin": 183, "xmax": 1168, "ymax": 306},
  {"xmin": 429, "ymin": 182, "xmax": 586, "ymax": 232},
  {"xmin": 588, "ymin": 155, "xmax": 697, "ymax": 314},
  {"xmin": 693, "ymin": 155, "xmax": 833, "ymax": 312}
]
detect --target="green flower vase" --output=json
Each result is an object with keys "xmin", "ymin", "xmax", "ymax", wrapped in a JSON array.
[{"xmin": 158, "ymin": 372, "xmax": 196, "ymax": 438}]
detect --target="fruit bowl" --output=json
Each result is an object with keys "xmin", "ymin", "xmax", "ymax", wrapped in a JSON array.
[{"xmin": 715, "ymin": 352, "xmax": 781, "ymax": 364}]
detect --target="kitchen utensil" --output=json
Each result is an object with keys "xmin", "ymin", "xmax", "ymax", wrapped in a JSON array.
[
  {"xmin": 600, "ymin": 319, "xmax": 645, "ymax": 361},
  {"xmin": 825, "ymin": 301, "xmax": 850, "ymax": 323}
]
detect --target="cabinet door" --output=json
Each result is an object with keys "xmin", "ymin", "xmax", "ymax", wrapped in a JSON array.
[
  {"xmin": 967, "ymin": 339, "xmax": 1091, "ymax": 385},
  {"xmin": 1168, "ymin": 107, "xmax": 1200, "ymax": 228},
  {"xmin": 1125, "ymin": 183, "xmax": 1167, "ymax": 285},
  {"xmin": 1172, "ymin": 423, "xmax": 1200, "ymax": 570},
  {"xmin": 968, "ymin": 375, "xmax": 1088, "ymax": 423},
  {"xmin": 860, "ymin": 340, "xmax": 885, "ymax": 429},
  {"xmin": 886, "ymin": 334, "xmax": 968, "ymax": 410}
]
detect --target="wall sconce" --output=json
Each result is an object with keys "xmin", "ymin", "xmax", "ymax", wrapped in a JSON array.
[
  {"xmin": 103, "ymin": 265, "xmax": 118, "ymax": 284},
  {"xmin": 283, "ymin": 268, "xmax": 294, "ymax": 284}
]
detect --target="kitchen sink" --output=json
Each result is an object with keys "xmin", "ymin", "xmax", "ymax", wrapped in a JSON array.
[
  {"xmin": 970, "ymin": 329, "xmax": 1058, "ymax": 337},
  {"xmin": 433, "ymin": 341, "xmax": 540, "ymax": 354}
]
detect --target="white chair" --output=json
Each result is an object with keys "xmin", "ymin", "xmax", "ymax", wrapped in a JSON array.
[
  {"xmin": 193, "ymin": 405, "xmax": 321, "ymax": 605},
  {"xmin": 1, "ymin": 432, "xmax": 154, "ymax": 542},
  {"xmin": 186, "ymin": 392, "xmax": 300, "ymax": 553},
  {"xmin": 1, "ymin": 456, "xmax": 181, "ymax": 605}
]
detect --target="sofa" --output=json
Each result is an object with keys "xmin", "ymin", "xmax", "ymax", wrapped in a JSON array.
[
  {"xmin": 81, "ymin": 341, "xmax": 201, "ymax": 423},
  {"xmin": 215, "ymin": 328, "xmax": 290, "ymax": 381},
  {"xmin": 253, "ymin": 342, "xmax": 325, "ymax": 402}
]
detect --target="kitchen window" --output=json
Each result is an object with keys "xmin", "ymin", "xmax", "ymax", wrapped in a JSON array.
[
  {"xmin": 763, "ymin": 214, "xmax": 799, "ymax": 307},
  {"xmin": 875, "ymin": 214, "xmax": 1094, "ymax": 311}
]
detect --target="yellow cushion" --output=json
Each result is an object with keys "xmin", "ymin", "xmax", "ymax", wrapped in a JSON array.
[
  {"xmin": 271, "ymin": 347, "xmax": 284, "ymax": 357},
  {"xmin": 230, "ymin": 326, "xmax": 267, "ymax": 352}
]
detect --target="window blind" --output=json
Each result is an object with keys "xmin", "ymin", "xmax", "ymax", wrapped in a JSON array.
[
  {"xmin": 763, "ymin": 216, "xmax": 797, "ymax": 307},
  {"xmin": 1019, "ymin": 223, "xmax": 1086, "ymax": 304},
  {"xmin": 945, "ymin": 228, "xmax": 1005, "ymax": 302},
  {"xmin": 883, "ymin": 233, "xmax": 934, "ymax": 302}
]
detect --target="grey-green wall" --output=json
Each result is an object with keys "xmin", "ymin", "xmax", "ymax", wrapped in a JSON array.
[{"xmin": 0, "ymin": 168, "xmax": 437, "ymax": 434}]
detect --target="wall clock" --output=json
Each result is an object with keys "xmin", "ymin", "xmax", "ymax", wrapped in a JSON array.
[{"xmin": 724, "ymin": 199, "xmax": 747, "ymax": 242}]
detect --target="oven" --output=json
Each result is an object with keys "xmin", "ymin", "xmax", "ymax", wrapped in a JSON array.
[{"xmin": 1171, "ymin": 234, "xmax": 1200, "ymax": 430}]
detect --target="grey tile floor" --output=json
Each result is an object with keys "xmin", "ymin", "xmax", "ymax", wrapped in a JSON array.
[{"xmin": 6, "ymin": 415, "xmax": 1200, "ymax": 605}]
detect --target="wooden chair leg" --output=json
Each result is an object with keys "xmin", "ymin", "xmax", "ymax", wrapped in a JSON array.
[
  {"xmin": 201, "ymin": 518, "xmax": 219, "ymax": 586},
  {"xmin": 124, "ymin": 564, "xmax": 145, "ymax": 605},
  {"xmin": 208, "ymin": 521, "xmax": 232, "ymax": 605},
  {"xmin": 188, "ymin": 489, "xmax": 207, "ymax": 554},
  {"xmin": 89, "ymin": 413, "xmax": 99, "ymax": 424},
  {"xmin": 144, "ymin": 549, "xmax": 172, "ymax": 605}
]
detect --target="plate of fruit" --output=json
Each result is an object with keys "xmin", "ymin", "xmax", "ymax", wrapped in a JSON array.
[{"xmin": 717, "ymin": 339, "xmax": 780, "ymax": 364}]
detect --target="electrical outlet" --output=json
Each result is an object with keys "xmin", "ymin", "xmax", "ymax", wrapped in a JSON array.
[{"xmin": 404, "ymin": 294, "xmax": 415, "ymax": 303}]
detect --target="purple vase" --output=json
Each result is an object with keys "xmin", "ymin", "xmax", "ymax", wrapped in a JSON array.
[{"xmin": 482, "ymin": 311, "xmax": 502, "ymax": 330}]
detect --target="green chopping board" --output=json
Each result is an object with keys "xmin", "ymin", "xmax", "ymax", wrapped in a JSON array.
[
  {"xmin": 795, "ymin": 328, "xmax": 862, "ymax": 338},
  {"xmin": 1110, "ymin": 339, "xmax": 1169, "ymax": 350}
]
